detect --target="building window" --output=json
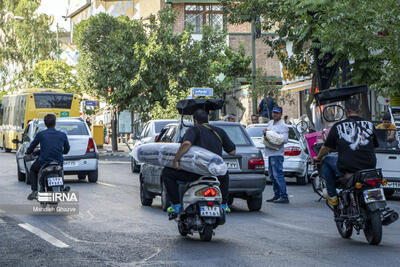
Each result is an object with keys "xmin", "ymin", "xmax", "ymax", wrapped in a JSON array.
[{"xmin": 184, "ymin": 4, "xmax": 225, "ymax": 33}]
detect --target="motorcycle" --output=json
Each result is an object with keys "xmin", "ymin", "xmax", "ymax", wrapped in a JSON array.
[
  {"xmin": 24, "ymin": 149, "xmax": 68, "ymax": 206},
  {"xmin": 333, "ymin": 169, "xmax": 398, "ymax": 245},
  {"xmin": 169, "ymin": 176, "xmax": 226, "ymax": 242}
]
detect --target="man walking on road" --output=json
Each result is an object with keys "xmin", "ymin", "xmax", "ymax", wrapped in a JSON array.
[{"xmin": 264, "ymin": 107, "xmax": 289, "ymax": 204}]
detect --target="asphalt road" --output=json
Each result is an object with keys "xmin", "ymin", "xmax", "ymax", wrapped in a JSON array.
[{"xmin": 1, "ymin": 152, "xmax": 399, "ymax": 267}]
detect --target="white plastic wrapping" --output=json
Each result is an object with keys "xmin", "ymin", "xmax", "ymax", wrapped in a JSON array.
[
  {"xmin": 263, "ymin": 130, "xmax": 284, "ymax": 150},
  {"xmin": 131, "ymin": 143, "xmax": 228, "ymax": 176}
]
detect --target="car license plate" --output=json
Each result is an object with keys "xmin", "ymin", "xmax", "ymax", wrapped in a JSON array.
[
  {"xmin": 200, "ymin": 206, "xmax": 221, "ymax": 217},
  {"xmin": 384, "ymin": 181, "xmax": 400, "ymax": 189},
  {"xmin": 225, "ymin": 159, "xmax": 239, "ymax": 170},
  {"xmin": 63, "ymin": 161, "xmax": 77, "ymax": 167},
  {"xmin": 47, "ymin": 177, "xmax": 64, "ymax": 187},
  {"xmin": 363, "ymin": 188, "xmax": 385, "ymax": 203}
]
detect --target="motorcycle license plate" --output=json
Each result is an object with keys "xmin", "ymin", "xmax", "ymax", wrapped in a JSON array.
[
  {"xmin": 363, "ymin": 188, "xmax": 385, "ymax": 203},
  {"xmin": 47, "ymin": 177, "xmax": 64, "ymax": 187},
  {"xmin": 200, "ymin": 206, "xmax": 221, "ymax": 217}
]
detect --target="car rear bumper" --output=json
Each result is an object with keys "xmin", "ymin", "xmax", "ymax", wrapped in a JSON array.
[
  {"xmin": 264, "ymin": 158, "xmax": 306, "ymax": 177},
  {"xmin": 228, "ymin": 173, "xmax": 266, "ymax": 196},
  {"xmin": 63, "ymin": 158, "xmax": 98, "ymax": 174}
]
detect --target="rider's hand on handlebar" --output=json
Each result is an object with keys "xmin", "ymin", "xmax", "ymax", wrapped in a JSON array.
[{"xmin": 173, "ymin": 160, "xmax": 180, "ymax": 170}]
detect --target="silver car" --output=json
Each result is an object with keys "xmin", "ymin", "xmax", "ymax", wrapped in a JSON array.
[
  {"xmin": 130, "ymin": 119, "xmax": 177, "ymax": 172},
  {"xmin": 139, "ymin": 121, "xmax": 266, "ymax": 212},
  {"xmin": 15, "ymin": 117, "xmax": 99, "ymax": 184},
  {"xmin": 246, "ymin": 124, "xmax": 310, "ymax": 185}
]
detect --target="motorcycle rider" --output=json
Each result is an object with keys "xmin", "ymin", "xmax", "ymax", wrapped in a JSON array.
[
  {"xmin": 26, "ymin": 114, "xmax": 70, "ymax": 200},
  {"xmin": 162, "ymin": 109, "xmax": 236, "ymax": 214},
  {"xmin": 313, "ymin": 97, "xmax": 379, "ymax": 206}
]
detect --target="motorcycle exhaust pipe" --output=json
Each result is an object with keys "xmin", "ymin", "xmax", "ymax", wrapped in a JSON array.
[{"xmin": 382, "ymin": 211, "xmax": 399, "ymax": 226}]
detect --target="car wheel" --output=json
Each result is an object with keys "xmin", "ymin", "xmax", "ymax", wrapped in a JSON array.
[
  {"xmin": 17, "ymin": 166, "xmax": 25, "ymax": 182},
  {"xmin": 161, "ymin": 182, "xmax": 170, "ymax": 212},
  {"xmin": 131, "ymin": 157, "xmax": 140, "ymax": 173},
  {"xmin": 296, "ymin": 165, "xmax": 309, "ymax": 185},
  {"xmin": 247, "ymin": 194, "xmax": 262, "ymax": 211},
  {"xmin": 88, "ymin": 170, "xmax": 98, "ymax": 183},
  {"xmin": 140, "ymin": 177, "xmax": 153, "ymax": 206},
  {"xmin": 78, "ymin": 173, "xmax": 87, "ymax": 180}
]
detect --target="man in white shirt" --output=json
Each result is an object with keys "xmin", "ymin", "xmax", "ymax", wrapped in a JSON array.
[{"xmin": 264, "ymin": 107, "xmax": 290, "ymax": 203}]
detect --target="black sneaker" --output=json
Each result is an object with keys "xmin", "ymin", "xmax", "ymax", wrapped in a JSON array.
[
  {"xmin": 273, "ymin": 197, "xmax": 289, "ymax": 204},
  {"xmin": 266, "ymin": 196, "xmax": 279, "ymax": 202},
  {"xmin": 27, "ymin": 191, "xmax": 38, "ymax": 201}
]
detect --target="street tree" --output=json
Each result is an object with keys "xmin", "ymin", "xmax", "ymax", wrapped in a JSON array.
[
  {"xmin": 0, "ymin": 0, "xmax": 57, "ymax": 90},
  {"xmin": 220, "ymin": 0, "xmax": 400, "ymax": 118},
  {"xmin": 28, "ymin": 59, "xmax": 78, "ymax": 93},
  {"xmin": 74, "ymin": 13, "xmax": 146, "ymax": 151}
]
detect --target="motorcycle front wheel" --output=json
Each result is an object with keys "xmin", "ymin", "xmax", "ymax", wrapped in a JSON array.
[
  {"xmin": 336, "ymin": 220, "xmax": 353, "ymax": 239},
  {"xmin": 364, "ymin": 211, "xmax": 382, "ymax": 245},
  {"xmin": 199, "ymin": 224, "xmax": 213, "ymax": 242}
]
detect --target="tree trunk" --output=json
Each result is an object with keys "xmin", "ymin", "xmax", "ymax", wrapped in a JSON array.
[
  {"xmin": 111, "ymin": 109, "xmax": 118, "ymax": 152},
  {"xmin": 305, "ymin": 74, "xmax": 317, "ymax": 128}
]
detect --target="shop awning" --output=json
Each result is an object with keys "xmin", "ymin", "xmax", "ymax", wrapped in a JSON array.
[{"xmin": 280, "ymin": 79, "xmax": 312, "ymax": 94}]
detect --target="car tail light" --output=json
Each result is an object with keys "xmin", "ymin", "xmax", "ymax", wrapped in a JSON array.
[
  {"xmin": 248, "ymin": 158, "xmax": 265, "ymax": 169},
  {"xmin": 86, "ymin": 138, "xmax": 95, "ymax": 153},
  {"xmin": 207, "ymin": 202, "xmax": 214, "ymax": 206},
  {"xmin": 364, "ymin": 178, "xmax": 381, "ymax": 186},
  {"xmin": 284, "ymin": 146, "xmax": 301, "ymax": 156},
  {"xmin": 204, "ymin": 188, "xmax": 217, "ymax": 197}
]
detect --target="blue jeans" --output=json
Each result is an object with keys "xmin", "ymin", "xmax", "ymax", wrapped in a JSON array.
[
  {"xmin": 268, "ymin": 156, "xmax": 288, "ymax": 199},
  {"xmin": 321, "ymin": 154, "xmax": 342, "ymax": 197}
]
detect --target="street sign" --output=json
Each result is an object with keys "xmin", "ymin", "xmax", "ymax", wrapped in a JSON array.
[
  {"xmin": 85, "ymin": 100, "xmax": 98, "ymax": 107},
  {"xmin": 60, "ymin": 111, "xmax": 70, "ymax": 117},
  {"xmin": 191, "ymin": 88, "xmax": 213, "ymax": 97}
]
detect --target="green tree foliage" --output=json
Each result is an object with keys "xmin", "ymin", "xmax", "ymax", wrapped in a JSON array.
[
  {"xmin": 74, "ymin": 13, "xmax": 146, "ymax": 109},
  {"xmin": 0, "ymin": 0, "xmax": 57, "ymax": 89},
  {"xmin": 151, "ymin": 91, "xmax": 190, "ymax": 120},
  {"xmin": 219, "ymin": 0, "xmax": 400, "ymax": 95},
  {"xmin": 28, "ymin": 59, "xmax": 78, "ymax": 93}
]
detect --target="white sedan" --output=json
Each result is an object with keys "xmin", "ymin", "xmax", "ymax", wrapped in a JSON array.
[{"xmin": 246, "ymin": 124, "xmax": 311, "ymax": 185}]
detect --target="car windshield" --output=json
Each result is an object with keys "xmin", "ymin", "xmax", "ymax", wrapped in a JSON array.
[
  {"xmin": 37, "ymin": 121, "xmax": 88, "ymax": 136},
  {"xmin": 155, "ymin": 121, "xmax": 176, "ymax": 133},
  {"xmin": 246, "ymin": 127, "xmax": 264, "ymax": 138},
  {"xmin": 246, "ymin": 126, "xmax": 298, "ymax": 141},
  {"xmin": 215, "ymin": 124, "xmax": 251, "ymax": 146},
  {"xmin": 375, "ymin": 128, "xmax": 400, "ymax": 152}
]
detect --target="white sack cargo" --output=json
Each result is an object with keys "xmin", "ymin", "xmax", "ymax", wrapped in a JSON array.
[
  {"xmin": 263, "ymin": 130, "xmax": 284, "ymax": 150},
  {"xmin": 131, "ymin": 143, "xmax": 228, "ymax": 176}
]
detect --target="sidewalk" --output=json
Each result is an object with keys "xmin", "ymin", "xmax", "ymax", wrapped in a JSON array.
[{"xmin": 98, "ymin": 143, "xmax": 132, "ymax": 160}]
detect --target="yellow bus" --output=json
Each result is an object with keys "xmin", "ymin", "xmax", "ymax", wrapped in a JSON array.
[{"xmin": 0, "ymin": 88, "xmax": 80, "ymax": 152}]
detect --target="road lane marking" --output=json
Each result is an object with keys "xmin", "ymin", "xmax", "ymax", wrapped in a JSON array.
[
  {"xmin": 18, "ymin": 223, "xmax": 69, "ymax": 248},
  {"xmin": 97, "ymin": 181, "xmax": 117, "ymax": 187}
]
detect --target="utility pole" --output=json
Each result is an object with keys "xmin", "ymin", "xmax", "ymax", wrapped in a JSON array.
[{"xmin": 251, "ymin": 19, "xmax": 257, "ymax": 115}]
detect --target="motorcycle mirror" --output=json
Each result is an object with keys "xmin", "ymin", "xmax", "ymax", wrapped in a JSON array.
[
  {"xmin": 296, "ymin": 120, "xmax": 309, "ymax": 134},
  {"xmin": 323, "ymin": 105, "xmax": 345, "ymax": 122}
]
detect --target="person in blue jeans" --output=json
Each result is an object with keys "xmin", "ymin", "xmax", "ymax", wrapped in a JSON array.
[
  {"xmin": 264, "ymin": 107, "xmax": 289, "ymax": 203},
  {"xmin": 321, "ymin": 153, "xmax": 341, "ymax": 199}
]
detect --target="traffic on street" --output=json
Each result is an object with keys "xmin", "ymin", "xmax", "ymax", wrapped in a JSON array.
[{"xmin": 1, "ymin": 151, "xmax": 400, "ymax": 266}]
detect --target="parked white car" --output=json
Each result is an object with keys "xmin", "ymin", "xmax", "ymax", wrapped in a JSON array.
[
  {"xmin": 246, "ymin": 124, "xmax": 311, "ymax": 185},
  {"xmin": 130, "ymin": 119, "xmax": 177, "ymax": 172},
  {"xmin": 15, "ymin": 117, "xmax": 99, "ymax": 184}
]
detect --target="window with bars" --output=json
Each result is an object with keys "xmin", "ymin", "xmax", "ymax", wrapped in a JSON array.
[{"xmin": 184, "ymin": 4, "xmax": 225, "ymax": 33}]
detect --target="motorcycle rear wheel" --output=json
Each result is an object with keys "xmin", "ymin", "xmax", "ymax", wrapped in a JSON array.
[
  {"xmin": 199, "ymin": 224, "xmax": 213, "ymax": 242},
  {"xmin": 336, "ymin": 220, "xmax": 353, "ymax": 239},
  {"xmin": 178, "ymin": 222, "xmax": 188, "ymax": 237},
  {"xmin": 364, "ymin": 211, "xmax": 382, "ymax": 245}
]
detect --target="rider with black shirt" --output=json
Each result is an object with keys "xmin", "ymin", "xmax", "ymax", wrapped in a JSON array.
[
  {"xmin": 162, "ymin": 109, "xmax": 236, "ymax": 214},
  {"xmin": 314, "ymin": 98, "xmax": 379, "ymax": 206}
]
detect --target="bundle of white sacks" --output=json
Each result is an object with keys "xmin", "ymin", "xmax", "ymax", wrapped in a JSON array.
[{"xmin": 131, "ymin": 143, "xmax": 228, "ymax": 176}]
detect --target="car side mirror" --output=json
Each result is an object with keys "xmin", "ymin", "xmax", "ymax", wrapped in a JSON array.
[{"xmin": 12, "ymin": 138, "xmax": 21, "ymax": 144}]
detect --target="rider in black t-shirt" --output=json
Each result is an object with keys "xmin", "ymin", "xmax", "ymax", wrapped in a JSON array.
[
  {"xmin": 313, "ymin": 98, "xmax": 379, "ymax": 206},
  {"xmin": 162, "ymin": 109, "xmax": 236, "ymax": 214}
]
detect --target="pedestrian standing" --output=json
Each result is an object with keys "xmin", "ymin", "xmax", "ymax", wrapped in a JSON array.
[
  {"xmin": 258, "ymin": 92, "xmax": 275, "ymax": 122},
  {"xmin": 264, "ymin": 107, "xmax": 290, "ymax": 204},
  {"xmin": 86, "ymin": 117, "xmax": 92, "ymax": 130},
  {"xmin": 251, "ymin": 114, "xmax": 259, "ymax": 124}
]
